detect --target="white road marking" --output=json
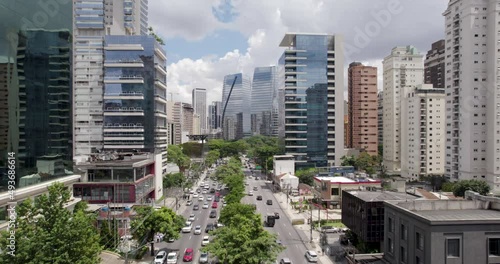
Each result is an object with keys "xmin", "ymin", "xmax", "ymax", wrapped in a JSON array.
[
  {"xmin": 289, "ymin": 232, "xmax": 292, "ymax": 236},
  {"xmin": 189, "ymin": 236, "xmax": 192, "ymax": 240}
]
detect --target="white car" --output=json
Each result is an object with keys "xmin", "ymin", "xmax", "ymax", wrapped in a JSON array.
[
  {"xmin": 248, "ymin": 191, "xmax": 254, "ymax": 196},
  {"xmin": 186, "ymin": 200, "xmax": 193, "ymax": 206},
  {"xmin": 193, "ymin": 193, "xmax": 199, "ymax": 198},
  {"xmin": 201, "ymin": 236, "xmax": 210, "ymax": 246},
  {"xmin": 182, "ymin": 221, "xmax": 193, "ymax": 233},
  {"xmin": 305, "ymin": 250, "xmax": 318, "ymax": 262},
  {"xmin": 188, "ymin": 214, "xmax": 195, "ymax": 222},
  {"xmin": 199, "ymin": 196, "xmax": 204, "ymax": 201},
  {"xmin": 194, "ymin": 225, "xmax": 202, "ymax": 235},
  {"xmin": 202, "ymin": 189, "xmax": 208, "ymax": 194},
  {"xmin": 207, "ymin": 196, "xmax": 213, "ymax": 201},
  {"xmin": 202, "ymin": 202, "xmax": 209, "ymax": 209},
  {"xmin": 189, "ymin": 189, "xmax": 194, "ymax": 194},
  {"xmin": 154, "ymin": 250, "xmax": 167, "ymax": 264},
  {"xmin": 166, "ymin": 252, "xmax": 178, "ymax": 264}
]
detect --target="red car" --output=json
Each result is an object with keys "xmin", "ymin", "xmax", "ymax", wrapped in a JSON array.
[
  {"xmin": 215, "ymin": 192, "xmax": 220, "ymax": 197},
  {"xmin": 212, "ymin": 202, "xmax": 218, "ymax": 208},
  {"xmin": 183, "ymin": 248, "xmax": 194, "ymax": 262}
]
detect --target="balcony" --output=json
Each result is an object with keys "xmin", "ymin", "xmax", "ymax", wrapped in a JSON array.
[
  {"xmin": 104, "ymin": 107, "xmax": 144, "ymax": 116},
  {"xmin": 104, "ymin": 59, "xmax": 144, "ymax": 68},
  {"xmin": 155, "ymin": 94, "xmax": 167, "ymax": 103},
  {"xmin": 155, "ymin": 79, "xmax": 167, "ymax": 89},
  {"xmin": 155, "ymin": 63, "xmax": 167, "ymax": 75},
  {"xmin": 104, "ymin": 92, "xmax": 144, "ymax": 100}
]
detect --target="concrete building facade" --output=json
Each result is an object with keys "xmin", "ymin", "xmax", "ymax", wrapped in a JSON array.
[
  {"xmin": 192, "ymin": 88, "xmax": 207, "ymax": 133},
  {"xmin": 383, "ymin": 46, "xmax": 424, "ymax": 174},
  {"xmin": 378, "ymin": 92, "xmax": 384, "ymax": 146},
  {"xmin": 443, "ymin": 0, "xmax": 500, "ymax": 193},
  {"xmin": 424, "ymin": 39, "xmax": 445, "ymax": 88},
  {"xmin": 348, "ymin": 62, "xmax": 378, "ymax": 155},
  {"xmin": 401, "ymin": 85, "xmax": 446, "ymax": 180},
  {"xmin": 278, "ymin": 33, "xmax": 344, "ymax": 169}
]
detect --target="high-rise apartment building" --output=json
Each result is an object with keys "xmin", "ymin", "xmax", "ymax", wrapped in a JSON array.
[
  {"xmin": 222, "ymin": 73, "xmax": 251, "ymax": 140},
  {"xmin": 278, "ymin": 33, "xmax": 344, "ymax": 168},
  {"xmin": 344, "ymin": 101, "xmax": 350, "ymax": 149},
  {"xmin": 383, "ymin": 46, "xmax": 424, "ymax": 174},
  {"xmin": 401, "ymin": 85, "xmax": 446, "ymax": 180},
  {"xmin": 378, "ymin": 92, "xmax": 384, "ymax": 147},
  {"xmin": 192, "ymin": 88, "xmax": 207, "ymax": 133},
  {"xmin": 424, "ymin": 39, "xmax": 445, "ymax": 88},
  {"xmin": 348, "ymin": 62, "xmax": 378, "ymax": 155},
  {"xmin": 167, "ymin": 101, "xmax": 182, "ymax": 145},
  {"xmin": 251, "ymin": 66, "xmax": 278, "ymax": 136},
  {"xmin": 73, "ymin": 0, "xmax": 148, "ymax": 157},
  {"xmin": 444, "ymin": 0, "xmax": 500, "ymax": 192}
]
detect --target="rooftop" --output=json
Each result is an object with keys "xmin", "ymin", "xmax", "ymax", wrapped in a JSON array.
[
  {"xmin": 315, "ymin": 176, "xmax": 379, "ymax": 184},
  {"xmin": 348, "ymin": 191, "xmax": 418, "ymax": 202},
  {"xmin": 413, "ymin": 209, "xmax": 500, "ymax": 222}
]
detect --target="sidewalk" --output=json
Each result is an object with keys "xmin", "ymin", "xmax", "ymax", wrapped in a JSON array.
[{"xmin": 273, "ymin": 188, "xmax": 336, "ymax": 264}]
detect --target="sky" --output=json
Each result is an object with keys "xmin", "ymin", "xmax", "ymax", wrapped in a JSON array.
[{"xmin": 148, "ymin": 0, "xmax": 449, "ymax": 105}]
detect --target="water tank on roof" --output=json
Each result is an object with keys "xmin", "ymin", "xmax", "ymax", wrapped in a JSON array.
[{"xmin": 101, "ymin": 207, "xmax": 109, "ymax": 212}]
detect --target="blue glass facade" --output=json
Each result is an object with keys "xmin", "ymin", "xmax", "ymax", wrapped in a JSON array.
[
  {"xmin": 279, "ymin": 34, "xmax": 342, "ymax": 169},
  {"xmin": 0, "ymin": 0, "xmax": 74, "ymax": 191},
  {"xmin": 222, "ymin": 73, "xmax": 251, "ymax": 139},
  {"xmin": 251, "ymin": 66, "xmax": 278, "ymax": 136},
  {"xmin": 103, "ymin": 35, "xmax": 167, "ymax": 152}
]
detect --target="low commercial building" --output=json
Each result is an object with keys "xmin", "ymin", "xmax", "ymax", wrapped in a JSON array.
[
  {"xmin": 276, "ymin": 173, "xmax": 299, "ymax": 192},
  {"xmin": 313, "ymin": 176, "xmax": 381, "ymax": 208},
  {"xmin": 383, "ymin": 191, "xmax": 500, "ymax": 264}
]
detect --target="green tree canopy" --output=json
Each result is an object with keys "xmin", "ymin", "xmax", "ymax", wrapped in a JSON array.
[
  {"xmin": 205, "ymin": 150, "xmax": 220, "ymax": 167},
  {"xmin": 295, "ymin": 168, "xmax": 317, "ymax": 186},
  {"xmin": 450, "ymin": 179, "xmax": 491, "ymax": 197},
  {"xmin": 0, "ymin": 183, "xmax": 101, "ymax": 264},
  {"xmin": 167, "ymin": 144, "xmax": 191, "ymax": 173},
  {"xmin": 219, "ymin": 203, "xmax": 256, "ymax": 227},
  {"xmin": 181, "ymin": 142, "xmax": 204, "ymax": 157},
  {"xmin": 130, "ymin": 206, "xmax": 184, "ymax": 245},
  {"xmin": 163, "ymin": 172, "xmax": 186, "ymax": 189}
]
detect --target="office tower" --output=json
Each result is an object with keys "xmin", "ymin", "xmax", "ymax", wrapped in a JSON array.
[
  {"xmin": 424, "ymin": 39, "xmax": 445, "ymax": 88},
  {"xmin": 192, "ymin": 88, "xmax": 207, "ymax": 133},
  {"xmin": 208, "ymin": 101, "xmax": 222, "ymax": 131},
  {"xmin": 278, "ymin": 33, "xmax": 344, "ymax": 168},
  {"xmin": 0, "ymin": 0, "xmax": 81, "ymax": 214},
  {"xmin": 222, "ymin": 73, "xmax": 251, "ymax": 140},
  {"xmin": 251, "ymin": 66, "xmax": 278, "ymax": 136},
  {"xmin": 401, "ymin": 85, "xmax": 445, "ymax": 180},
  {"xmin": 166, "ymin": 101, "xmax": 182, "ymax": 145},
  {"xmin": 382, "ymin": 46, "xmax": 424, "ymax": 174},
  {"xmin": 193, "ymin": 114, "xmax": 201, "ymax": 135},
  {"xmin": 73, "ymin": 0, "xmax": 148, "ymax": 157},
  {"xmin": 102, "ymin": 35, "xmax": 167, "ymax": 153},
  {"xmin": 444, "ymin": 0, "xmax": 500, "ymax": 192},
  {"xmin": 348, "ymin": 62, "xmax": 378, "ymax": 155},
  {"xmin": 378, "ymin": 92, "xmax": 384, "ymax": 147}
]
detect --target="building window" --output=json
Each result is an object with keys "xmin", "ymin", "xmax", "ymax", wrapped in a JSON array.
[
  {"xmin": 331, "ymin": 188, "xmax": 339, "ymax": 196},
  {"xmin": 400, "ymin": 224, "xmax": 408, "ymax": 240},
  {"xmin": 388, "ymin": 237, "xmax": 394, "ymax": 253},
  {"xmin": 388, "ymin": 217, "xmax": 394, "ymax": 233},
  {"xmin": 447, "ymin": 238, "xmax": 460, "ymax": 257},
  {"xmin": 400, "ymin": 246, "xmax": 407, "ymax": 263},
  {"xmin": 416, "ymin": 232, "xmax": 424, "ymax": 250},
  {"xmin": 489, "ymin": 238, "xmax": 500, "ymax": 256},
  {"xmin": 416, "ymin": 256, "xmax": 422, "ymax": 264}
]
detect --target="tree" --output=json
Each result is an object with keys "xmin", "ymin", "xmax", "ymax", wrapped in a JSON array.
[
  {"xmin": 219, "ymin": 203, "xmax": 256, "ymax": 226},
  {"xmin": 148, "ymin": 26, "xmax": 164, "ymax": 45},
  {"xmin": 0, "ymin": 183, "xmax": 101, "ymax": 264},
  {"xmin": 163, "ymin": 172, "xmax": 185, "ymax": 189},
  {"xmin": 452, "ymin": 180, "xmax": 491, "ymax": 197},
  {"xmin": 295, "ymin": 168, "xmax": 316, "ymax": 186},
  {"xmin": 130, "ymin": 206, "xmax": 184, "ymax": 245},
  {"xmin": 167, "ymin": 144, "xmax": 191, "ymax": 174},
  {"xmin": 340, "ymin": 155, "xmax": 357, "ymax": 168},
  {"xmin": 205, "ymin": 150, "xmax": 220, "ymax": 167},
  {"xmin": 181, "ymin": 142, "xmax": 204, "ymax": 157}
]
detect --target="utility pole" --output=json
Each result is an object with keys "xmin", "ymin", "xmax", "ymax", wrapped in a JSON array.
[{"xmin": 310, "ymin": 194, "xmax": 314, "ymax": 243}]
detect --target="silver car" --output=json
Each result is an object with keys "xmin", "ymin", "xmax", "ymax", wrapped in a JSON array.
[{"xmin": 199, "ymin": 252, "xmax": 209, "ymax": 263}]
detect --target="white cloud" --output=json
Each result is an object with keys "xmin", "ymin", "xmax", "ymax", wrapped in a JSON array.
[{"xmin": 155, "ymin": 0, "xmax": 447, "ymax": 104}]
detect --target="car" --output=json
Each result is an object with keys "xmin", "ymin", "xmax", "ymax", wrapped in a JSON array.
[
  {"xmin": 193, "ymin": 193, "xmax": 199, "ymax": 198},
  {"xmin": 155, "ymin": 250, "xmax": 167, "ymax": 264},
  {"xmin": 205, "ymin": 223, "xmax": 214, "ymax": 233},
  {"xmin": 280, "ymin": 258, "xmax": 292, "ymax": 264},
  {"xmin": 274, "ymin": 212, "xmax": 280, "ymax": 219},
  {"xmin": 248, "ymin": 191, "xmax": 254, "ymax": 196},
  {"xmin": 216, "ymin": 187, "xmax": 221, "ymax": 191},
  {"xmin": 199, "ymin": 252, "xmax": 209, "ymax": 263},
  {"xmin": 202, "ymin": 202, "xmax": 209, "ymax": 209},
  {"xmin": 209, "ymin": 210, "xmax": 217, "ymax": 218},
  {"xmin": 167, "ymin": 237, "xmax": 175, "ymax": 243},
  {"xmin": 189, "ymin": 189, "xmax": 194, "ymax": 194},
  {"xmin": 245, "ymin": 182, "xmax": 249, "ymax": 186},
  {"xmin": 210, "ymin": 188, "xmax": 215, "ymax": 193},
  {"xmin": 204, "ymin": 184, "xmax": 209, "ymax": 189},
  {"xmin": 182, "ymin": 221, "xmax": 193, "ymax": 233},
  {"xmin": 202, "ymin": 189, "xmax": 208, "ymax": 194},
  {"xmin": 212, "ymin": 202, "xmax": 218, "ymax": 208},
  {"xmin": 214, "ymin": 196, "xmax": 220, "ymax": 202},
  {"xmin": 253, "ymin": 186, "xmax": 258, "ymax": 191},
  {"xmin": 186, "ymin": 200, "xmax": 193, "ymax": 206},
  {"xmin": 188, "ymin": 214, "xmax": 195, "ymax": 222},
  {"xmin": 166, "ymin": 252, "xmax": 178, "ymax": 264},
  {"xmin": 256, "ymin": 195, "xmax": 263, "ymax": 201},
  {"xmin": 183, "ymin": 248, "xmax": 194, "ymax": 262},
  {"xmin": 305, "ymin": 250, "xmax": 318, "ymax": 262},
  {"xmin": 194, "ymin": 225, "xmax": 202, "ymax": 235},
  {"xmin": 266, "ymin": 199, "xmax": 273, "ymax": 205},
  {"xmin": 193, "ymin": 204, "xmax": 199, "ymax": 210},
  {"xmin": 196, "ymin": 188, "xmax": 201, "ymax": 193},
  {"xmin": 276, "ymin": 239, "xmax": 283, "ymax": 245},
  {"xmin": 201, "ymin": 236, "xmax": 210, "ymax": 246},
  {"xmin": 198, "ymin": 196, "xmax": 204, "ymax": 201},
  {"xmin": 207, "ymin": 196, "xmax": 213, "ymax": 201}
]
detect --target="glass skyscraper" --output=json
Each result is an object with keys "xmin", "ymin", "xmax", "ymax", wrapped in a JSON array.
[
  {"xmin": 222, "ymin": 73, "xmax": 251, "ymax": 139},
  {"xmin": 278, "ymin": 33, "xmax": 344, "ymax": 168},
  {"xmin": 251, "ymin": 66, "xmax": 278, "ymax": 136}
]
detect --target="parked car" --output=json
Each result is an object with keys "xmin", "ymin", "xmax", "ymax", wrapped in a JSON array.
[
  {"xmin": 279, "ymin": 258, "xmax": 292, "ymax": 264},
  {"xmin": 199, "ymin": 252, "xmax": 209, "ymax": 263},
  {"xmin": 305, "ymin": 250, "xmax": 318, "ymax": 262},
  {"xmin": 266, "ymin": 199, "xmax": 273, "ymax": 205},
  {"xmin": 166, "ymin": 252, "xmax": 178, "ymax": 264},
  {"xmin": 183, "ymin": 248, "xmax": 194, "ymax": 262},
  {"xmin": 154, "ymin": 250, "xmax": 167, "ymax": 264}
]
